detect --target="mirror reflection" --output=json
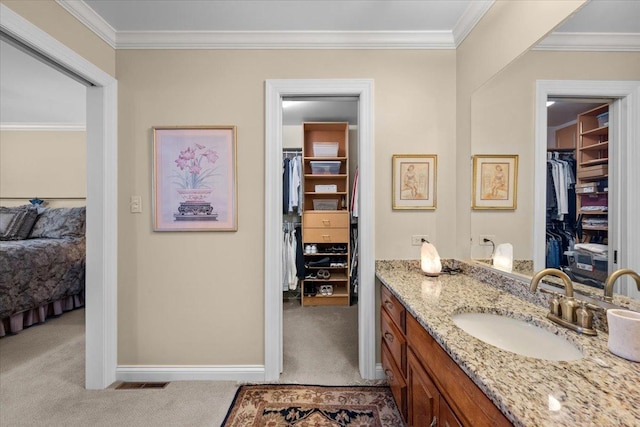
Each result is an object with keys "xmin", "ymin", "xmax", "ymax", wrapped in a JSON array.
[{"xmin": 467, "ymin": 51, "xmax": 639, "ymax": 306}]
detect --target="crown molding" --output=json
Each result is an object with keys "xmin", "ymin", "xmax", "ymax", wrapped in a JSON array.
[
  {"xmin": 0, "ymin": 122, "xmax": 86, "ymax": 131},
  {"xmin": 55, "ymin": 0, "xmax": 116, "ymax": 49},
  {"xmin": 535, "ymin": 32, "xmax": 640, "ymax": 52},
  {"xmin": 55, "ymin": 1, "xmax": 639, "ymax": 52},
  {"xmin": 452, "ymin": 0, "xmax": 494, "ymax": 46},
  {"xmin": 115, "ymin": 30, "xmax": 456, "ymax": 50}
]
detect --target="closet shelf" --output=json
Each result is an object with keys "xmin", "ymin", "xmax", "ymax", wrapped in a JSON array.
[
  {"xmin": 582, "ymin": 225, "xmax": 608, "ymax": 231},
  {"xmin": 579, "ymin": 159, "xmax": 608, "ymax": 167},
  {"xmin": 304, "ymin": 156, "xmax": 348, "ymax": 161},
  {"xmin": 579, "ymin": 141, "xmax": 608, "ymax": 152},
  {"xmin": 580, "ymin": 210, "xmax": 608, "ymax": 215},
  {"xmin": 581, "ymin": 125, "xmax": 608, "ymax": 137},
  {"xmin": 304, "ymin": 273, "xmax": 349, "ymax": 281},
  {"xmin": 304, "ymin": 174, "xmax": 348, "ymax": 179},
  {"xmin": 305, "ymin": 191, "xmax": 348, "ymax": 196}
]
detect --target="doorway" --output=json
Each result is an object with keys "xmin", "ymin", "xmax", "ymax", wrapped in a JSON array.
[
  {"xmin": 264, "ymin": 79, "xmax": 377, "ymax": 381},
  {"xmin": 1, "ymin": 4, "xmax": 118, "ymax": 389},
  {"xmin": 280, "ymin": 96, "xmax": 360, "ymax": 383},
  {"xmin": 534, "ymin": 80, "xmax": 640, "ymax": 300}
]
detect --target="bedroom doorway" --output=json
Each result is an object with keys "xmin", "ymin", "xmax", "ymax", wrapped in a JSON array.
[{"xmin": 1, "ymin": 5, "xmax": 118, "ymax": 390}]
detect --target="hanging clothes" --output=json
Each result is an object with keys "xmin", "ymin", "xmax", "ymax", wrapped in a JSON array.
[
  {"xmin": 283, "ymin": 227, "xmax": 298, "ymax": 291},
  {"xmin": 288, "ymin": 155, "xmax": 302, "ymax": 213},
  {"xmin": 350, "ymin": 167, "xmax": 359, "ymax": 218},
  {"xmin": 283, "ymin": 157, "xmax": 291, "ymax": 215}
]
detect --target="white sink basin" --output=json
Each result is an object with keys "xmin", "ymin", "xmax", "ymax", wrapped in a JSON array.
[{"xmin": 452, "ymin": 312, "xmax": 583, "ymax": 361}]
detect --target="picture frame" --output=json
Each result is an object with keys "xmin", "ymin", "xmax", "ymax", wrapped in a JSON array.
[
  {"xmin": 472, "ymin": 154, "xmax": 518, "ymax": 210},
  {"xmin": 153, "ymin": 126, "xmax": 237, "ymax": 231},
  {"xmin": 392, "ymin": 154, "xmax": 437, "ymax": 210}
]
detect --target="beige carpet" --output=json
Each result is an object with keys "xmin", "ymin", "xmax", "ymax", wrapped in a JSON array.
[{"xmin": 1, "ymin": 301, "xmax": 374, "ymax": 426}]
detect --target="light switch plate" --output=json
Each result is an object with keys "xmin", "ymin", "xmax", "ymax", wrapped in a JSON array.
[{"xmin": 130, "ymin": 196, "xmax": 142, "ymax": 213}]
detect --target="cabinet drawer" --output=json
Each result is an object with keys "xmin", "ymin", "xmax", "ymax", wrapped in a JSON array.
[
  {"xmin": 303, "ymin": 212, "xmax": 349, "ymax": 228},
  {"xmin": 303, "ymin": 227, "xmax": 349, "ymax": 243},
  {"xmin": 381, "ymin": 285, "xmax": 405, "ymax": 332},
  {"xmin": 381, "ymin": 308, "xmax": 406, "ymax": 376},
  {"xmin": 382, "ymin": 342, "xmax": 407, "ymax": 422}
]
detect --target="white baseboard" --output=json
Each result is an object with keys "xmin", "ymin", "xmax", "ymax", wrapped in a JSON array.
[
  {"xmin": 116, "ymin": 365, "xmax": 265, "ymax": 382},
  {"xmin": 375, "ymin": 363, "xmax": 387, "ymax": 380}
]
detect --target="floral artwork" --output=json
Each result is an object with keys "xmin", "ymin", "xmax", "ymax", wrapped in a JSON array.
[{"xmin": 153, "ymin": 126, "xmax": 237, "ymax": 231}]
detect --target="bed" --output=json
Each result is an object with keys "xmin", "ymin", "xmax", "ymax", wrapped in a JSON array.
[{"xmin": 0, "ymin": 206, "xmax": 86, "ymax": 337}]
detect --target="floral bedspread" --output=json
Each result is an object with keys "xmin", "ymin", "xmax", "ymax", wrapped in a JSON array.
[{"xmin": 0, "ymin": 237, "xmax": 85, "ymax": 319}]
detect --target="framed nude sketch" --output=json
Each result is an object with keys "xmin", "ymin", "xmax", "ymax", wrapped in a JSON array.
[
  {"xmin": 152, "ymin": 126, "xmax": 237, "ymax": 231},
  {"xmin": 472, "ymin": 155, "xmax": 518, "ymax": 210},
  {"xmin": 392, "ymin": 154, "xmax": 437, "ymax": 210}
]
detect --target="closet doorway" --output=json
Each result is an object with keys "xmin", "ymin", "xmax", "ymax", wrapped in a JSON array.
[
  {"xmin": 264, "ymin": 80, "xmax": 376, "ymax": 382},
  {"xmin": 534, "ymin": 80, "xmax": 640, "ymax": 300},
  {"xmin": 281, "ymin": 97, "xmax": 360, "ymax": 383}
]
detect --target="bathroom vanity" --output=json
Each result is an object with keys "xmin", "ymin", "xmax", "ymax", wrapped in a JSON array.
[{"xmin": 376, "ymin": 260, "xmax": 640, "ymax": 426}]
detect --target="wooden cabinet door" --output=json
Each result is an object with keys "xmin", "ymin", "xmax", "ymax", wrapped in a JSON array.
[
  {"xmin": 439, "ymin": 398, "xmax": 463, "ymax": 427},
  {"xmin": 407, "ymin": 349, "xmax": 439, "ymax": 427}
]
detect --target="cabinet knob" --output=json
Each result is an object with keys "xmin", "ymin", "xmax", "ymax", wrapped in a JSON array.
[
  {"xmin": 322, "ymin": 219, "xmax": 331, "ymax": 225},
  {"xmin": 384, "ymin": 300, "xmax": 394, "ymax": 311},
  {"xmin": 384, "ymin": 332, "xmax": 394, "ymax": 343},
  {"xmin": 322, "ymin": 235, "xmax": 330, "ymax": 240},
  {"xmin": 430, "ymin": 416, "xmax": 438, "ymax": 427},
  {"xmin": 384, "ymin": 368, "xmax": 394, "ymax": 381}
]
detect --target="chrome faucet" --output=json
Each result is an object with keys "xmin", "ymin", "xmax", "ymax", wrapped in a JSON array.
[
  {"xmin": 530, "ymin": 268, "xmax": 597, "ymax": 336},
  {"xmin": 604, "ymin": 269, "xmax": 640, "ymax": 302}
]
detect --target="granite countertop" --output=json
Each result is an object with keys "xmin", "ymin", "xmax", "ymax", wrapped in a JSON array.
[{"xmin": 376, "ymin": 260, "xmax": 640, "ymax": 427}]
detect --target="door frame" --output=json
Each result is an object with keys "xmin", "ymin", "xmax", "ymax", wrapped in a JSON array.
[
  {"xmin": 264, "ymin": 79, "xmax": 378, "ymax": 380},
  {"xmin": 1, "ymin": 4, "xmax": 118, "ymax": 389},
  {"xmin": 534, "ymin": 80, "xmax": 640, "ymax": 299}
]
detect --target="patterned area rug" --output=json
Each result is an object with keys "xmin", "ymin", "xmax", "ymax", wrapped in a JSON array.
[{"xmin": 221, "ymin": 384, "xmax": 403, "ymax": 426}]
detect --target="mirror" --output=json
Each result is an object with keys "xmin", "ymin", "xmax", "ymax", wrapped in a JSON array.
[{"xmin": 467, "ymin": 35, "xmax": 640, "ymax": 307}]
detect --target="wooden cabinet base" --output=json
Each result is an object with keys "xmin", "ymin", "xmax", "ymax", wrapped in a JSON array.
[{"xmin": 406, "ymin": 315, "xmax": 511, "ymax": 427}]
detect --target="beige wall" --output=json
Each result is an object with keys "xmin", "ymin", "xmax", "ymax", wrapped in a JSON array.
[
  {"xmin": 0, "ymin": 130, "xmax": 86, "ymax": 207},
  {"xmin": 117, "ymin": 49, "xmax": 457, "ymax": 364},
  {"xmin": 1, "ymin": 0, "xmax": 115, "ymax": 77},
  {"xmin": 454, "ymin": 0, "xmax": 586, "ymax": 259},
  {"xmin": 470, "ymin": 50, "xmax": 640, "ymax": 260}
]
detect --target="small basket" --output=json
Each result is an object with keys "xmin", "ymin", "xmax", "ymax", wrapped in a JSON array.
[
  {"xmin": 313, "ymin": 199, "xmax": 339, "ymax": 210},
  {"xmin": 313, "ymin": 142, "xmax": 339, "ymax": 157}
]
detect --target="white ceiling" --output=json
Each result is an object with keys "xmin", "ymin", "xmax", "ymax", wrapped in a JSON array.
[{"xmin": 1, "ymin": 0, "xmax": 639, "ymax": 127}]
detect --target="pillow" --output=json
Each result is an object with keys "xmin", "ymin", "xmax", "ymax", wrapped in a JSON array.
[
  {"xmin": 28, "ymin": 206, "xmax": 86, "ymax": 239},
  {"xmin": 0, "ymin": 206, "xmax": 39, "ymax": 240}
]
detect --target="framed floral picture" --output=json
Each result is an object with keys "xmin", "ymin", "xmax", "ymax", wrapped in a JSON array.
[
  {"xmin": 472, "ymin": 154, "xmax": 518, "ymax": 210},
  {"xmin": 153, "ymin": 126, "xmax": 237, "ymax": 231},
  {"xmin": 392, "ymin": 154, "xmax": 437, "ymax": 210}
]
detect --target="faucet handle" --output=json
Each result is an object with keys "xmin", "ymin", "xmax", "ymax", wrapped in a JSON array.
[{"xmin": 576, "ymin": 301, "xmax": 594, "ymax": 330}]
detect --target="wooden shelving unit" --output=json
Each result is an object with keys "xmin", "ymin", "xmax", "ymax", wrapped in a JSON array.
[
  {"xmin": 301, "ymin": 122, "xmax": 350, "ymax": 306},
  {"xmin": 576, "ymin": 104, "xmax": 609, "ymax": 243}
]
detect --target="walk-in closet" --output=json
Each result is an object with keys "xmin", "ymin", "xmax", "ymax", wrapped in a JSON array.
[
  {"xmin": 546, "ymin": 98, "xmax": 612, "ymax": 289},
  {"xmin": 280, "ymin": 96, "xmax": 360, "ymax": 383}
]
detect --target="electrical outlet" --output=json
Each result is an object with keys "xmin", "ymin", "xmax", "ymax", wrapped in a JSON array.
[
  {"xmin": 130, "ymin": 196, "xmax": 142, "ymax": 213},
  {"xmin": 479, "ymin": 235, "xmax": 495, "ymax": 246},
  {"xmin": 411, "ymin": 235, "xmax": 429, "ymax": 246}
]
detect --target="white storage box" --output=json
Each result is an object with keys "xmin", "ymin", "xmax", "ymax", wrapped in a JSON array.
[
  {"xmin": 315, "ymin": 184, "xmax": 337, "ymax": 193},
  {"xmin": 313, "ymin": 142, "xmax": 339, "ymax": 157},
  {"xmin": 313, "ymin": 199, "xmax": 339, "ymax": 210},
  {"xmin": 310, "ymin": 161, "xmax": 340, "ymax": 175}
]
